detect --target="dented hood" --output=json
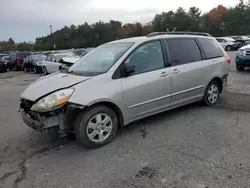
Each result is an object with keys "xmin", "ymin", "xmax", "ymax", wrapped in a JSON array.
[
  {"xmin": 59, "ymin": 57, "xmax": 80, "ymax": 64},
  {"xmin": 20, "ymin": 72, "xmax": 91, "ymax": 101}
]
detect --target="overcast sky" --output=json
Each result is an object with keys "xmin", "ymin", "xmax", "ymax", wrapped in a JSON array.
[{"xmin": 0, "ymin": 0, "xmax": 240, "ymax": 42}]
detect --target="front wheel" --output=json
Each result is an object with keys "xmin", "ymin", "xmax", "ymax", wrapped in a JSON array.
[
  {"xmin": 33, "ymin": 67, "xmax": 38, "ymax": 74},
  {"xmin": 42, "ymin": 66, "xmax": 48, "ymax": 75},
  {"xmin": 24, "ymin": 67, "xmax": 29, "ymax": 72},
  {"xmin": 225, "ymin": 45, "xmax": 232, "ymax": 51},
  {"xmin": 236, "ymin": 65, "xmax": 244, "ymax": 71},
  {"xmin": 203, "ymin": 81, "xmax": 220, "ymax": 106},
  {"xmin": 74, "ymin": 106, "xmax": 118, "ymax": 149}
]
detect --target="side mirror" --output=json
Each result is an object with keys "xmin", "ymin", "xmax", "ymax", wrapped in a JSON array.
[{"xmin": 125, "ymin": 63, "xmax": 135, "ymax": 75}]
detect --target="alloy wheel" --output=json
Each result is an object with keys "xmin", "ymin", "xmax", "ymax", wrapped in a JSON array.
[
  {"xmin": 207, "ymin": 84, "xmax": 219, "ymax": 104},
  {"xmin": 86, "ymin": 113, "xmax": 113, "ymax": 143}
]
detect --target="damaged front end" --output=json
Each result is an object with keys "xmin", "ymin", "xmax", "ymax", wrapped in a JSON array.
[{"xmin": 20, "ymin": 98, "xmax": 84, "ymax": 136}]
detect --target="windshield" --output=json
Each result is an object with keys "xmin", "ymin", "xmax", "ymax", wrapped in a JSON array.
[
  {"xmin": 241, "ymin": 36, "xmax": 250, "ymax": 40},
  {"xmin": 225, "ymin": 38, "xmax": 236, "ymax": 42},
  {"xmin": 69, "ymin": 42, "xmax": 134, "ymax": 76}
]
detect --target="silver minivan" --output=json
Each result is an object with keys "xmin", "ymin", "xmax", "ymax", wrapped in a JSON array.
[{"xmin": 20, "ymin": 32, "xmax": 230, "ymax": 148}]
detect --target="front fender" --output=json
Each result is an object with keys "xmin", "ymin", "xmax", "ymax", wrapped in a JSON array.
[{"xmin": 68, "ymin": 72, "xmax": 129, "ymax": 124}]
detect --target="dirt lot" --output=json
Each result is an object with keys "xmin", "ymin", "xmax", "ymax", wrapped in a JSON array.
[{"xmin": 1, "ymin": 52, "xmax": 250, "ymax": 188}]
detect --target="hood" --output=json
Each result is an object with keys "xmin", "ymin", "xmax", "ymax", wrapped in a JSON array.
[
  {"xmin": 20, "ymin": 72, "xmax": 92, "ymax": 101},
  {"xmin": 59, "ymin": 57, "xmax": 79, "ymax": 64},
  {"xmin": 240, "ymin": 44, "xmax": 250, "ymax": 50}
]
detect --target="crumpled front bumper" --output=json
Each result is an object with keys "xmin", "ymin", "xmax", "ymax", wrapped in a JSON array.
[{"xmin": 21, "ymin": 110, "xmax": 43, "ymax": 132}]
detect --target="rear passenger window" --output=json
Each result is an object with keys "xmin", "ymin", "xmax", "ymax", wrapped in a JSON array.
[
  {"xmin": 198, "ymin": 38, "xmax": 224, "ymax": 59},
  {"xmin": 166, "ymin": 38, "xmax": 202, "ymax": 65}
]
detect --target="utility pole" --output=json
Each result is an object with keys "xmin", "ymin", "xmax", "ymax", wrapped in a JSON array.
[{"xmin": 50, "ymin": 25, "xmax": 56, "ymax": 49}]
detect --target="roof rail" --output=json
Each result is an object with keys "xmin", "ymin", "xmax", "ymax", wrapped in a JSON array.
[{"xmin": 147, "ymin": 31, "xmax": 212, "ymax": 37}]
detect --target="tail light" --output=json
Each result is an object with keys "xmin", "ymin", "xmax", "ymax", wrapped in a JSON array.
[{"xmin": 225, "ymin": 56, "xmax": 231, "ymax": 64}]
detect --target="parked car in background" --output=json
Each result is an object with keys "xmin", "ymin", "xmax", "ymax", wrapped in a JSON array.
[
  {"xmin": 58, "ymin": 57, "xmax": 80, "ymax": 72},
  {"xmin": 230, "ymin": 36, "xmax": 250, "ymax": 46},
  {"xmin": 0, "ymin": 61, "xmax": 7, "ymax": 73},
  {"xmin": 42, "ymin": 52, "xmax": 77, "ymax": 74},
  {"xmin": 9, "ymin": 52, "xmax": 33, "ymax": 71},
  {"xmin": 0, "ymin": 55, "xmax": 8, "ymax": 73},
  {"xmin": 20, "ymin": 32, "xmax": 230, "ymax": 148},
  {"xmin": 235, "ymin": 44, "xmax": 250, "ymax": 71},
  {"xmin": 3, "ymin": 51, "xmax": 19, "ymax": 56},
  {"xmin": 215, "ymin": 37, "xmax": 238, "ymax": 51},
  {"xmin": 73, "ymin": 48, "xmax": 87, "ymax": 57},
  {"xmin": 23, "ymin": 54, "xmax": 47, "ymax": 73}
]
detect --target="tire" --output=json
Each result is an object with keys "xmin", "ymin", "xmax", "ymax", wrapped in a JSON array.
[
  {"xmin": 203, "ymin": 81, "xmax": 220, "ymax": 106},
  {"xmin": 43, "ymin": 66, "xmax": 48, "ymax": 75},
  {"xmin": 236, "ymin": 65, "xmax": 244, "ymax": 71},
  {"xmin": 33, "ymin": 67, "xmax": 38, "ymax": 74},
  {"xmin": 66, "ymin": 133, "xmax": 76, "ymax": 142},
  {"xmin": 74, "ymin": 105, "xmax": 118, "ymax": 149},
  {"xmin": 24, "ymin": 67, "xmax": 29, "ymax": 72},
  {"xmin": 225, "ymin": 45, "xmax": 232, "ymax": 51}
]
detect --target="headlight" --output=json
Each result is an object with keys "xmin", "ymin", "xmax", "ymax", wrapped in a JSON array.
[
  {"xmin": 237, "ymin": 49, "xmax": 245, "ymax": 56},
  {"xmin": 31, "ymin": 88, "xmax": 74, "ymax": 112}
]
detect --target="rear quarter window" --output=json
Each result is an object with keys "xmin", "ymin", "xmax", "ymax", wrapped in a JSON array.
[{"xmin": 198, "ymin": 38, "xmax": 224, "ymax": 59}]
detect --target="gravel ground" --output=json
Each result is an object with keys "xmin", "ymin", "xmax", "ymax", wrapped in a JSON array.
[{"xmin": 1, "ymin": 52, "xmax": 250, "ymax": 188}]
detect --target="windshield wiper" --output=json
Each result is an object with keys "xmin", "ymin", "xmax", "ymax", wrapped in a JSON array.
[{"xmin": 67, "ymin": 70, "xmax": 82, "ymax": 75}]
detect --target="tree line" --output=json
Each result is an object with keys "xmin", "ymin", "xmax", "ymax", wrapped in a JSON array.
[{"xmin": 1, "ymin": 0, "xmax": 250, "ymax": 52}]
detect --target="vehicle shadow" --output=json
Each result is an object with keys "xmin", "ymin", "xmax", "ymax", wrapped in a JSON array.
[{"xmin": 116, "ymin": 102, "xmax": 203, "ymax": 139}]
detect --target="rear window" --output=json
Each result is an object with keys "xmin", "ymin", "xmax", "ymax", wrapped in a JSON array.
[
  {"xmin": 198, "ymin": 38, "xmax": 224, "ymax": 59},
  {"xmin": 216, "ymin": 38, "xmax": 225, "ymax": 43}
]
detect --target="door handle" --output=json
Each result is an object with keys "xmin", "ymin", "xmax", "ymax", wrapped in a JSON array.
[
  {"xmin": 160, "ymin": 71, "xmax": 169, "ymax": 77},
  {"xmin": 172, "ymin": 69, "xmax": 180, "ymax": 75}
]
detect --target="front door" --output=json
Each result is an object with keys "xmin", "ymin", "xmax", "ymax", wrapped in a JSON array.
[
  {"xmin": 50, "ymin": 56, "xmax": 60, "ymax": 72},
  {"xmin": 121, "ymin": 40, "xmax": 171, "ymax": 122}
]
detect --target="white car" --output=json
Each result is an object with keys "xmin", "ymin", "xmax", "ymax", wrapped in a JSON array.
[
  {"xmin": 215, "ymin": 37, "xmax": 237, "ymax": 51},
  {"xmin": 42, "ymin": 53, "xmax": 77, "ymax": 75}
]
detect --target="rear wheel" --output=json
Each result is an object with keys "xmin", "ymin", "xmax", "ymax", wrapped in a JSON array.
[
  {"xmin": 236, "ymin": 65, "xmax": 244, "ymax": 71},
  {"xmin": 74, "ymin": 106, "xmax": 118, "ymax": 149},
  {"xmin": 203, "ymin": 81, "xmax": 220, "ymax": 106}
]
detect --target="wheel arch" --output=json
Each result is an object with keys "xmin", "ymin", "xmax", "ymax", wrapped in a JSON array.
[
  {"xmin": 208, "ymin": 77, "xmax": 223, "ymax": 93},
  {"xmin": 88, "ymin": 101, "xmax": 125, "ymax": 128}
]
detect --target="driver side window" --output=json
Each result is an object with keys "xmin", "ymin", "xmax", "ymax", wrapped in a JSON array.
[{"xmin": 125, "ymin": 40, "xmax": 165, "ymax": 75}]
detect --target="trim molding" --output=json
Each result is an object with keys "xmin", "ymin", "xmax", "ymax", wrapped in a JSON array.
[{"xmin": 128, "ymin": 85, "xmax": 204, "ymax": 109}]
